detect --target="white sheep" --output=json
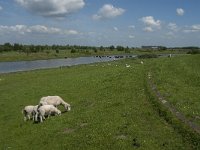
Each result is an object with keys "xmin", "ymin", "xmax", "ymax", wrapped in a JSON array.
[
  {"xmin": 39, "ymin": 96, "xmax": 71, "ymax": 111},
  {"xmin": 126, "ymin": 64, "xmax": 130, "ymax": 68},
  {"xmin": 22, "ymin": 105, "xmax": 38, "ymax": 121},
  {"xmin": 37, "ymin": 105, "xmax": 61, "ymax": 122}
]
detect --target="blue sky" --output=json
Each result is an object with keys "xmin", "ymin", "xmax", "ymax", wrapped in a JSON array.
[{"xmin": 0, "ymin": 0, "xmax": 200, "ymax": 47}]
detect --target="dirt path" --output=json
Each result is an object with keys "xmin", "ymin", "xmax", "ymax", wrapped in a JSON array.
[{"xmin": 147, "ymin": 72, "xmax": 200, "ymax": 134}]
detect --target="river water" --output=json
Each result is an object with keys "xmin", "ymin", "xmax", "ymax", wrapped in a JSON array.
[{"xmin": 0, "ymin": 55, "xmax": 136, "ymax": 73}]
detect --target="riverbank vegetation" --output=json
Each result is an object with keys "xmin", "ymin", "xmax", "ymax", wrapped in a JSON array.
[
  {"xmin": 1, "ymin": 43, "xmax": 199, "ymax": 62},
  {"xmin": 0, "ymin": 55, "xmax": 200, "ymax": 149}
]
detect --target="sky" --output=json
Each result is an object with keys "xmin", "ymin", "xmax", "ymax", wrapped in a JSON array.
[{"xmin": 0, "ymin": 0, "xmax": 200, "ymax": 47}]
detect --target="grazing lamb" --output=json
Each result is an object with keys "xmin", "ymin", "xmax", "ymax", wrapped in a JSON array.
[
  {"xmin": 22, "ymin": 105, "xmax": 38, "ymax": 121},
  {"xmin": 37, "ymin": 105, "xmax": 61, "ymax": 122},
  {"xmin": 39, "ymin": 96, "xmax": 71, "ymax": 111}
]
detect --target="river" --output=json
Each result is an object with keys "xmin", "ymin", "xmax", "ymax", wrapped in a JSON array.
[{"xmin": 0, "ymin": 55, "xmax": 136, "ymax": 73}]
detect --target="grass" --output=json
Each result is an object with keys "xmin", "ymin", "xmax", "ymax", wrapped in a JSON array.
[
  {"xmin": 0, "ymin": 57, "xmax": 198, "ymax": 149},
  {"xmin": 145, "ymin": 55, "xmax": 200, "ymax": 126}
]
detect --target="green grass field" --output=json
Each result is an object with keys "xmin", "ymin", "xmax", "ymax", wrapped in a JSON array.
[
  {"xmin": 0, "ymin": 55, "xmax": 199, "ymax": 149},
  {"xmin": 146, "ymin": 55, "xmax": 200, "ymax": 126}
]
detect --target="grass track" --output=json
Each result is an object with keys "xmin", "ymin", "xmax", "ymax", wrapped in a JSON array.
[
  {"xmin": 0, "ymin": 58, "xmax": 196, "ymax": 149},
  {"xmin": 146, "ymin": 55, "xmax": 200, "ymax": 126}
]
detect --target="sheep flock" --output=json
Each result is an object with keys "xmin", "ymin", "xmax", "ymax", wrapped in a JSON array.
[{"xmin": 22, "ymin": 96, "xmax": 71, "ymax": 123}]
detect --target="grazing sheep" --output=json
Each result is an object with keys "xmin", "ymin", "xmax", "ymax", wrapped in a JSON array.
[
  {"xmin": 39, "ymin": 96, "xmax": 71, "ymax": 111},
  {"xmin": 22, "ymin": 105, "xmax": 38, "ymax": 121},
  {"xmin": 126, "ymin": 64, "xmax": 130, "ymax": 68},
  {"xmin": 140, "ymin": 61, "xmax": 144, "ymax": 64},
  {"xmin": 37, "ymin": 105, "xmax": 61, "ymax": 122}
]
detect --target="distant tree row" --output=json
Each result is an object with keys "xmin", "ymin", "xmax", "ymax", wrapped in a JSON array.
[
  {"xmin": 0, "ymin": 43, "xmax": 49, "ymax": 53},
  {"xmin": 0, "ymin": 43, "xmax": 136, "ymax": 53},
  {"xmin": 0, "ymin": 43, "xmax": 199, "ymax": 54}
]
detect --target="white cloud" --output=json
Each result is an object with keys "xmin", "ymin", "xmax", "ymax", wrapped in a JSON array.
[
  {"xmin": 0, "ymin": 25, "xmax": 30, "ymax": 35},
  {"xmin": 141, "ymin": 16, "xmax": 161, "ymax": 28},
  {"xmin": 0, "ymin": 6, "xmax": 3, "ymax": 11},
  {"xmin": 143, "ymin": 27, "xmax": 153, "ymax": 32},
  {"xmin": 113, "ymin": 27, "xmax": 118, "ymax": 31},
  {"xmin": 0, "ymin": 25, "xmax": 79, "ymax": 35},
  {"xmin": 15, "ymin": 0, "xmax": 85, "ymax": 18},
  {"xmin": 176, "ymin": 8, "xmax": 184, "ymax": 16},
  {"xmin": 191, "ymin": 25, "xmax": 200, "ymax": 30},
  {"xmin": 168, "ymin": 23, "xmax": 178, "ymax": 31},
  {"xmin": 129, "ymin": 35, "xmax": 135, "ymax": 39},
  {"xmin": 140, "ymin": 16, "xmax": 161, "ymax": 32},
  {"xmin": 183, "ymin": 24, "xmax": 200, "ymax": 33},
  {"xmin": 65, "ymin": 29, "xmax": 79, "ymax": 35},
  {"xmin": 93, "ymin": 4, "xmax": 125, "ymax": 20}
]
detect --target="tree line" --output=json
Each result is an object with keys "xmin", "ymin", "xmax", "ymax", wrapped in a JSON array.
[
  {"xmin": 0, "ymin": 43, "xmax": 136, "ymax": 53},
  {"xmin": 0, "ymin": 43, "xmax": 199, "ymax": 54}
]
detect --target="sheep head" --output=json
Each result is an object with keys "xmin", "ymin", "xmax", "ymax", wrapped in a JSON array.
[{"xmin": 64, "ymin": 104, "xmax": 71, "ymax": 111}]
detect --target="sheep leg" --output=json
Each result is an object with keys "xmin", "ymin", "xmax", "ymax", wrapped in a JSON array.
[
  {"xmin": 47, "ymin": 113, "xmax": 50, "ymax": 119},
  {"xmin": 28, "ymin": 115, "xmax": 31, "ymax": 120},
  {"xmin": 32, "ymin": 114, "xmax": 35, "ymax": 121},
  {"xmin": 34, "ymin": 113, "xmax": 38, "ymax": 122},
  {"xmin": 40, "ymin": 115, "xmax": 43, "ymax": 122},
  {"xmin": 24, "ymin": 116, "xmax": 27, "ymax": 121}
]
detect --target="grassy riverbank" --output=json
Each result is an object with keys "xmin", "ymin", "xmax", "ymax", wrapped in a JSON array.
[
  {"xmin": 0, "ymin": 49, "xmax": 184, "ymax": 62},
  {"xmin": 146, "ymin": 54, "xmax": 200, "ymax": 126},
  {"xmin": 0, "ymin": 55, "xmax": 199, "ymax": 149},
  {"xmin": 0, "ymin": 50, "xmax": 126, "ymax": 62}
]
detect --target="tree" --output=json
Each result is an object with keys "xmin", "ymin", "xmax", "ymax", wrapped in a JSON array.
[
  {"xmin": 100, "ymin": 46, "xmax": 104, "ymax": 51},
  {"xmin": 71, "ymin": 48, "xmax": 76, "ymax": 53},
  {"xmin": 109, "ymin": 45, "xmax": 115, "ymax": 51},
  {"xmin": 13, "ymin": 43, "xmax": 21, "ymax": 51},
  {"xmin": 3, "ymin": 43, "xmax": 13, "ymax": 51},
  {"xmin": 116, "ymin": 46, "xmax": 124, "ymax": 51}
]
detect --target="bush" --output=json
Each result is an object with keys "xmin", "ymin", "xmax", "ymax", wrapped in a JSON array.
[
  {"xmin": 187, "ymin": 49, "xmax": 200, "ymax": 54},
  {"xmin": 71, "ymin": 49, "xmax": 76, "ymax": 53},
  {"xmin": 56, "ymin": 49, "xmax": 59, "ymax": 54}
]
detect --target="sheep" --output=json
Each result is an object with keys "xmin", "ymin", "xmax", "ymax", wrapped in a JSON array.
[
  {"xmin": 37, "ymin": 105, "xmax": 61, "ymax": 122},
  {"xmin": 126, "ymin": 64, "xmax": 130, "ymax": 68},
  {"xmin": 39, "ymin": 96, "xmax": 71, "ymax": 111},
  {"xmin": 22, "ymin": 105, "xmax": 38, "ymax": 121}
]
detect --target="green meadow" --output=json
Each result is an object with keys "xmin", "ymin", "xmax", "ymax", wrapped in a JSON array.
[
  {"xmin": 146, "ymin": 55, "xmax": 200, "ymax": 126},
  {"xmin": 0, "ymin": 55, "xmax": 199, "ymax": 149}
]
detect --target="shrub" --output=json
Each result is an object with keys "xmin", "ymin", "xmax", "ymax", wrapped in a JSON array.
[
  {"xmin": 71, "ymin": 49, "xmax": 76, "ymax": 53},
  {"xmin": 187, "ymin": 49, "xmax": 200, "ymax": 54}
]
